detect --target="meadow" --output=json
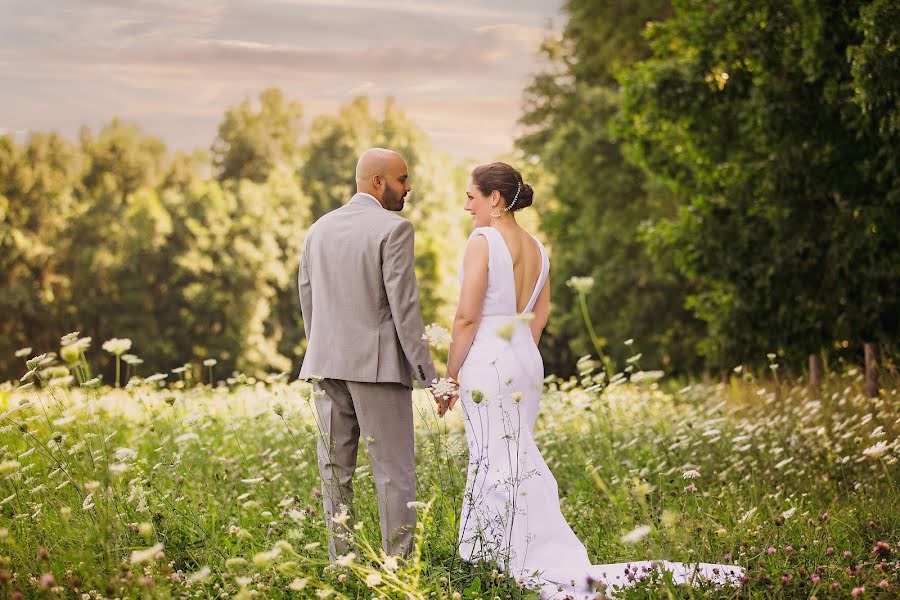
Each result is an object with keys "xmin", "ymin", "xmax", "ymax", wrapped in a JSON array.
[{"xmin": 0, "ymin": 337, "xmax": 897, "ymax": 599}]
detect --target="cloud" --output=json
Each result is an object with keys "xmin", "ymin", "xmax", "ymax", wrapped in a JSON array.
[{"xmin": 0, "ymin": 0, "xmax": 562, "ymax": 160}]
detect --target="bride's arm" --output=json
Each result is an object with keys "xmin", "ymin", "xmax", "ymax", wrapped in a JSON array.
[
  {"xmin": 446, "ymin": 236, "xmax": 489, "ymax": 381},
  {"xmin": 530, "ymin": 275, "xmax": 551, "ymax": 344}
]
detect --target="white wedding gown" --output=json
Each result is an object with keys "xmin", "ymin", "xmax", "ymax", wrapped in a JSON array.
[{"xmin": 456, "ymin": 227, "xmax": 744, "ymax": 598}]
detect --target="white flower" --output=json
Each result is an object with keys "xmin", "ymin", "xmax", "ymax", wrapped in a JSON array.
[
  {"xmin": 241, "ymin": 477, "xmax": 264, "ymax": 484},
  {"xmin": 203, "ymin": 358, "xmax": 217, "ymax": 367},
  {"xmin": 566, "ymin": 276, "xmax": 594, "ymax": 294},
  {"xmin": 365, "ymin": 572, "xmax": 383, "ymax": 587},
  {"xmin": 288, "ymin": 578, "xmax": 308, "ymax": 591},
  {"xmin": 382, "ymin": 554, "xmax": 400, "ymax": 572},
  {"xmin": 863, "ymin": 440, "xmax": 889, "ymax": 458},
  {"xmin": 774, "ymin": 457, "xmax": 794, "ymax": 469},
  {"xmin": 174, "ymin": 432, "xmax": 199, "ymax": 444},
  {"xmin": 122, "ymin": 354, "xmax": 143, "ymax": 366},
  {"xmin": 82, "ymin": 492, "xmax": 95, "ymax": 510},
  {"xmin": 422, "ymin": 324, "xmax": 452, "ymax": 350},
  {"xmin": 114, "ymin": 448, "xmax": 137, "ymax": 462},
  {"xmin": 630, "ymin": 370, "xmax": 664, "ymax": 383},
  {"xmin": 621, "ymin": 524, "xmax": 652, "ymax": 544},
  {"xmin": 781, "ymin": 507, "xmax": 797, "ymax": 520},
  {"xmin": 130, "ymin": 542, "xmax": 163, "ymax": 564},
  {"xmin": 14, "ymin": 347, "xmax": 32, "ymax": 358},
  {"xmin": 406, "ymin": 501, "xmax": 428, "ymax": 509},
  {"xmin": 335, "ymin": 552, "xmax": 356, "ymax": 567},
  {"xmin": 188, "ymin": 566, "xmax": 211, "ymax": 583},
  {"xmin": 102, "ymin": 338, "xmax": 132, "ymax": 355},
  {"xmin": 332, "ymin": 508, "xmax": 350, "ymax": 526},
  {"xmin": 430, "ymin": 378, "xmax": 458, "ymax": 400},
  {"xmin": 253, "ymin": 548, "xmax": 281, "ymax": 567},
  {"xmin": 682, "ymin": 469, "xmax": 701, "ymax": 479}
]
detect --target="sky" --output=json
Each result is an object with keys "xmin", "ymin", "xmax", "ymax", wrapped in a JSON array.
[{"xmin": 0, "ymin": 0, "xmax": 564, "ymax": 162}]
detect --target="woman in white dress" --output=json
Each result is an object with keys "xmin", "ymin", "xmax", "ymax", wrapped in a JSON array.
[{"xmin": 440, "ymin": 163, "xmax": 745, "ymax": 598}]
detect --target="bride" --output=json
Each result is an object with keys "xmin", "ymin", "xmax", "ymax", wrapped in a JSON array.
[{"xmin": 438, "ymin": 162, "xmax": 744, "ymax": 598}]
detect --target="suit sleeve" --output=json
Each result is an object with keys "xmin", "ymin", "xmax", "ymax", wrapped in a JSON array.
[
  {"xmin": 298, "ymin": 232, "xmax": 313, "ymax": 340},
  {"xmin": 381, "ymin": 220, "xmax": 438, "ymax": 386}
]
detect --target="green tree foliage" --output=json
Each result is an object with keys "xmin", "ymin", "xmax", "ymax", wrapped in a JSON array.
[
  {"xmin": 518, "ymin": 0, "xmax": 704, "ymax": 376},
  {"xmin": 212, "ymin": 88, "xmax": 304, "ymax": 183},
  {"xmin": 616, "ymin": 0, "xmax": 899, "ymax": 368},
  {"xmin": 0, "ymin": 92, "xmax": 468, "ymax": 382}
]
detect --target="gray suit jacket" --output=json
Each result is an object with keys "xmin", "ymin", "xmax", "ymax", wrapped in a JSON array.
[{"xmin": 298, "ymin": 193, "xmax": 437, "ymax": 388}]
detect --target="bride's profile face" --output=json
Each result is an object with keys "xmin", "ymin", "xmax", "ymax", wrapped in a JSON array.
[{"xmin": 465, "ymin": 177, "xmax": 496, "ymax": 228}]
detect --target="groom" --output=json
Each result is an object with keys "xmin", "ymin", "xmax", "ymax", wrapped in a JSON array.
[{"xmin": 298, "ymin": 148, "xmax": 437, "ymax": 560}]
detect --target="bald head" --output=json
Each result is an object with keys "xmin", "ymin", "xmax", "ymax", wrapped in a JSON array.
[{"xmin": 355, "ymin": 148, "xmax": 411, "ymax": 211}]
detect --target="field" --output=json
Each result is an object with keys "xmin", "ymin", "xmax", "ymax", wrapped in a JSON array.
[{"xmin": 1, "ymin": 345, "xmax": 898, "ymax": 599}]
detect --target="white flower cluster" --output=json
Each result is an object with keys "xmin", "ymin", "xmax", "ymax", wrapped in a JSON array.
[
  {"xmin": 102, "ymin": 338, "xmax": 132, "ymax": 355},
  {"xmin": 566, "ymin": 276, "xmax": 595, "ymax": 294},
  {"xmin": 430, "ymin": 377, "xmax": 458, "ymax": 400},
  {"xmin": 422, "ymin": 323, "xmax": 452, "ymax": 350}
]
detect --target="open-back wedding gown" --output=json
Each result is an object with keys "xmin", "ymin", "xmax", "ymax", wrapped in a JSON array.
[{"xmin": 456, "ymin": 226, "xmax": 744, "ymax": 598}]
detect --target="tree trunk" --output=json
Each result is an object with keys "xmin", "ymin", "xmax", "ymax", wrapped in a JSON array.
[
  {"xmin": 809, "ymin": 353, "xmax": 824, "ymax": 390},
  {"xmin": 864, "ymin": 342, "xmax": 880, "ymax": 398}
]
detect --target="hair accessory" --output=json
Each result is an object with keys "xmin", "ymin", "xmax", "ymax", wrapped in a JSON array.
[{"xmin": 490, "ymin": 180, "xmax": 522, "ymax": 219}]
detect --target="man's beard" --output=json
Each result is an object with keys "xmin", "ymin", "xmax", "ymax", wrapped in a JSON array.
[{"xmin": 383, "ymin": 187, "xmax": 405, "ymax": 211}]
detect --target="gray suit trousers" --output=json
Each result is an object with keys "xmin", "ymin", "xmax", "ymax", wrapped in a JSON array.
[{"xmin": 313, "ymin": 379, "xmax": 416, "ymax": 560}]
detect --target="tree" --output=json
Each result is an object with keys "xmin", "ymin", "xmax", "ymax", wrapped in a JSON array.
[
  {"xmin": 616, "ymin": 0, "xmax": 899, "ymax": 370},
  {"xmin": 212, "ymin": 88, "xmax": 303, "ymax": 183},
  {"xmin": 517, "ymin": 0, "xmax": 703, "ymax": 377}
]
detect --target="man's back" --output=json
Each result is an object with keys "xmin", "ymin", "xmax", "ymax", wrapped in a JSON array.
[{"xmin": 298, "ymin": 193, "xmax": 436, "ymax": 388}]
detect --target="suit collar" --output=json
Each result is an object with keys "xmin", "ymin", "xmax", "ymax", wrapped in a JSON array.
[{"xmin": 349, "ymin": 192, "xmax": 384, "ymax": 209}]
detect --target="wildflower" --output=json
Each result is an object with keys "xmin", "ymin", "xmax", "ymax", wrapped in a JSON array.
[
  {"xmin": 102, "ymin": 338, "xmax": 132, "ymax": 355},
  {"xmin": 82, "ymin": 493, "xmax": 95, "ymax": 510},
  {"xmin": 781, "ymin": 507, "xmax": 797, "ymax": 520},
  {"xmin": 335, "ymin": 552, "xmax": 356, "ymax": 567},
  {"xmin": 406, "ymin": 501, "xmax": 428, "ymax": 509},
  {"xmin": 49, "ymin": 375, "xmax": 74, "ymax": 388},
  {"xmin": 365, "ymin": 572, "xmax": 383, "ymax": 587},
  {"xmin": 851, "ymin": 586, "xmax": 864, "ymax": 597},
  {"xmin": 225, "ymin": 558, "xmax": 248, "ymax": 569},
  {"xmin": 114, "ymin": 448, "xmax": 137, "ymax": 462},
  {"xmin": 470, "ymin": 389, "xmax": 485, "ymax": 404},
  {"xmin": 252, "ymin": 548, "xmax": 281, "ymax": 567},
  {"xmin": 316, "ymin": 589, "xmax": 333, "ymax": 599},
  {"xmin": 130, "ymin": 542, "xmax": 164, "ymax": 564},
  {"xmin": 382, "ymin": 555, "xmax": 400, "ymax": 572},
  {"xmin": 0, "ymin": 460, "xmax": 21, "ymax": 475},
  {"xmin": 767, "ymin": 546, "xmax": 776, "ymax": 555},
  {"xmin": 862, "ymin": 441, "xmax": 889, "ymax": 458},
  {"xmin": 430, "ymin": 378, "xmax": 458, "ymax": 401},
  {"xmin": 273, "ymin": 403, "xmax": 285, "ymax": 417},
  {"xmin": 81, "ymin": 377, "xmax": 101, "ymax": 388},
  {"xmin": 60, "ymin": 344, "xmax": 81, "ymax": 363},
  {"xmin": 624, "ymin": 339, "xmax": 633, "ymax": 346},
  {"xmin": 625, "ymin": 353, "xmax": 643, "ymax": 364},
  {"xmin": 288, "ymin": 578, "xmax": 308, "ymax": 591},
  {"xmin": 203, "ymin": 358, "xmax": 217, "ymax": 367},
  {"xmin": 14, "ymin": 347, "xmax": 32, "ymax": 358},
  {"xmin": 621, "ymin": 525, "xmax": 652, "ymax": 544},
  {"xmin": 304, "ymin": 542, "xmax": 320, "ymax": 551},
  {"xmin": 188, "ymin": 566, "xmax": 211, "ymax": 583},
  {"xmin": 682, "ymin": 469, "xmax": 701, "ymax": 479},
  {"xmin": 39, "ymin": 573, "xmax": 55, "ymax": 589},
  {"xmin": 495, "ymin": 321, "xmax": 516, "ymax": 341},
  {"xmin": 511, "ymin": 391, "xmax": 522, "ymax": 403},
  {"xmin": 566, "ymin": 276, "xmax": 594, "ymax": 294},
  {"xmin": 139, "ymin": 523, "xmax": 153, "ymax": 538},
  {"xmin": 871, "ymin": 541, "xmax": 892, "ymax": 557},
  {"xmin": 422, "ymin": 324, "xmax": 452, "ymax": 350},
  {"xmin": 122, "ymin": 354, "xmax": 143, "ymax": 366},
  {"xmin": 630, "ymin": 370, "xmax": 664, "ymax": 383},
  {"xmin": 332, "ymin": 508, "xmax": 350, "ymax": 526}
]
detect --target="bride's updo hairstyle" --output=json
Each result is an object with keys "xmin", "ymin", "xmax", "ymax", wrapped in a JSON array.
[{"xmin": 471, "ymin": 162, "xmax": 534, "ymax": 212}]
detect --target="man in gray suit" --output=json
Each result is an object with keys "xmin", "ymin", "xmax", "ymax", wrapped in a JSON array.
[{"xmin": 298, "ymin": 148, "xmax": 437, "ymax": 560}]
